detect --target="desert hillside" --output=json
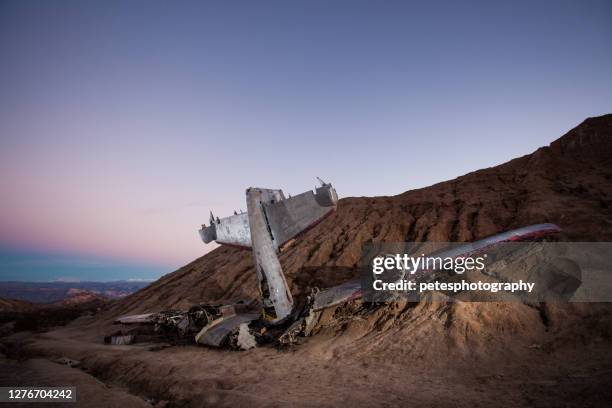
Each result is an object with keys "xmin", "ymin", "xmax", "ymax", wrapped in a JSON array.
[
  {"xmin": 0, "ymin": 298, "xmax": 36, "ymax": 313},
  {"xmin": 109, "ymin": 114, "xmax": 612, "ymax": 316},
  {"xmin": 4, "ymin": 115, "xmax": 611, "ymax": 408}
]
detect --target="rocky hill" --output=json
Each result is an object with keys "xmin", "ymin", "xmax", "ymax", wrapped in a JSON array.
[
  {"xmin": 109, "ymin": 114, "xmax": 612, "ymax": 317},
  {"xmin": 0, "ymin": 298, "xmax": 36, "ymax": 313}
]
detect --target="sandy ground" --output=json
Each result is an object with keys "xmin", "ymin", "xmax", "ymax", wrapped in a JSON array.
[
  {"xmin": 2, "ymin": 299, "xmax": 612, "ymax": 408},
  {"xmin": 0, "ymin": 350, "xmax": 150, "ymax": 407}
]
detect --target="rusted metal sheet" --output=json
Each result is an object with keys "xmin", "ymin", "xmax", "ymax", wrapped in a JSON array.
[
  {"xmin": 195, "ymin": 313, "xmax": 258, "ymax": 347},
  {"xmin": 312, "ymin": 280, "xmax": 362, "ymax": 311},
  {"xmin": 114, "ymin": 313, "xmax": 156, "ymax": 324}
]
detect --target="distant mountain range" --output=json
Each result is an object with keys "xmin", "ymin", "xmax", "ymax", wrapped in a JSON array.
[{"xmin": 0, "ymin": 280, "xmax": 151, "ymax": 304}]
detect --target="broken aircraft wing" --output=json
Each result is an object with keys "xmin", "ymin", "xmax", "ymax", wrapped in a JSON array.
[
  {"xmin": 265, "ymin": 184, "xmax": 338, "ymax": 249},
  {"xmin": 114, "ymin": 313, "xmax": 157, "ymax": 324},
  {"xmin": 208, "ymin": 212, "xmax": 252, "ymax": 248},
  {"xmin": 310, "ymin": 223, "xmax": 563, "ymax": 311}
]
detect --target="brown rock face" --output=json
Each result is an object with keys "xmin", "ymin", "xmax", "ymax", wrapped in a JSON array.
[
  {"xmin": 0, "ymin": 298, "xmax": 36, "ymax": 313},
  {"xmin": 110, "ymin": 114, "xmax": 612, "ymax": 316}
]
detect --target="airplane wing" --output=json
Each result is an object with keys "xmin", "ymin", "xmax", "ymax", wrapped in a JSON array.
[
  {"xmin": 311, "ymin": 223, "xmax": 562, "ymax": 310},
  {"xmin": 212, "ymin": 212, "xmax": 252, "ymax": 248},
  {"xmin": 265, "ymin": 183, "xmax": 338, "ymax": 249}
]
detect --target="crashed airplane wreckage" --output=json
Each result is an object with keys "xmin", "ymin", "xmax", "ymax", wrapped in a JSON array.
[{"xmin": 106, "ymin": 180, "xmax": 562, "ymax": 349}]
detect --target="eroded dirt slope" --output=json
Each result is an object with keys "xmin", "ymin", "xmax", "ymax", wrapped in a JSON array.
[{"xmin": 109, "ymin": 114, "xmax": 612, "ymax": 316}]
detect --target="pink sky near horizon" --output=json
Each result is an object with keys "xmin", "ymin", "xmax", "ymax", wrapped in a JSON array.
[{"xmin": 1, "ymin": 1, "xmax": 611, "ymax": 281}]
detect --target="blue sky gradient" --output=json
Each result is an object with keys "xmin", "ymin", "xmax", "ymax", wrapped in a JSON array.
[{"xmin": 1, "ymin": 1, "xmax": 611, "ymax": 281}]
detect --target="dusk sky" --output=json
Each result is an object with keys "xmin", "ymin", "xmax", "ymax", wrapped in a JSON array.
[{"xmin": 1, "ymin": 1, "xmax": 611, "ymax": 281}]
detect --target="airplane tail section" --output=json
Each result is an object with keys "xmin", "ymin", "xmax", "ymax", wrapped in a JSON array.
[
  {"xmin": 197, "ymin": 180, "xmax": 338, "ymax": 324},
  {"xmin": 198, "ymin": 181, "xmax": 338, "ymax": 251}
]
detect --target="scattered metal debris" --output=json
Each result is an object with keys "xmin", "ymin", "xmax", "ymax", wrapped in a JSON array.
[
  {"xmin": 106, "ymin": 334, "xmax": 135, "ymax": 345},
  {"xmin": 235, "ymin": 323, "xmax": 258, "ymax": 350},
  {"xmin": 53, "ymin": 357, "xmax": 80, "ymax": 368},
  {"xmin": 107, "ymin": 179, "xmax": 564, "ymax": 350}
]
